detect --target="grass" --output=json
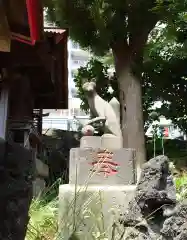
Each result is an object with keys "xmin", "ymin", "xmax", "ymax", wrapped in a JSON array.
[
  {"xmin": 170, "ymin": 161, "xmax": 187, "ymax": 200},
  {"xmin": 26, "ymin": 186, "xmax": 116, "ymax": 240},
  {"xmin": 26, "ymin": 180, "xmax": 60, "ymax": 240},
  {"xmin": 26, "ymin": 197, "xmax": 58, "ymax": 240},
  {"xmin": 175, "ymin": 173, "xmax": 187, "ymax": 200}
]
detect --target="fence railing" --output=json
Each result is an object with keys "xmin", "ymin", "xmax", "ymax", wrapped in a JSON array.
[{"xmin": 42, "ymin": 117, "xmax": 89, "ymax": 131}]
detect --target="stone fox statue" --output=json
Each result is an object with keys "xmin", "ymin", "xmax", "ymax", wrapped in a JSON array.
[{"xmin": 82, "ymin": 81, "xmax": 122, "ymax": 139}]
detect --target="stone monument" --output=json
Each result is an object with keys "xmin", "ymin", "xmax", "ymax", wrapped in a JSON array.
[
  {"xmin": 82, "ymin": 81, "xmax": 122, "ymax": 145},
  {"xmin": 58, "ymin": 80, "xmax": 137, "ymax": 238}
]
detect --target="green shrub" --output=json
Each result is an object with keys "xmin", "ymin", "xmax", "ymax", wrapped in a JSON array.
[
  {"xmin": 146, "ymin": 138, "xmax": 187, "ymax": 170},
  {"xmin": 175, "ymin": 173, "xmax": 187, "ymax": 201},
  {"xmin": 26, "ymin": 197, "xmax": 58, "ymax": 240}
]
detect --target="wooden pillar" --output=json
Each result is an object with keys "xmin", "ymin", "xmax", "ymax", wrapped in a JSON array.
[{"xmin": 38, "ymin": 109, "xmax": 43, "ymax": 135}]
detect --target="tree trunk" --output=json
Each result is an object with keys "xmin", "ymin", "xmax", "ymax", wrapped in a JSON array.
[
  {"xmin": 121, "ymin": 67, "xmax": 146, "ymax": 179},
  {"xmin": 119, "ymin": 81, "xmax": 128, "ymax": 148},
  {"xmin": 112, "ymin": 47, "xmax": 128, "ymax": 148},
  {"xmin": 113, "ymin": 46, "xmax": 146, "ymax": 179}
]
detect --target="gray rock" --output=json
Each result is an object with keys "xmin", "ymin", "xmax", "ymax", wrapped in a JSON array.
[
  {"xmin": 161, "ymin": 201, "xmax": 187, "ymax": 239},
  {"xmin": 136, "ymin": 155, "xmax": 176, "ymax": 214},
  {"xmin": 175, "ymin": 223, "xmax": 187, "ymax": 240},
  {"xmin": 119, "ymin": 155, "xmax": 187, "ymax": 240}
]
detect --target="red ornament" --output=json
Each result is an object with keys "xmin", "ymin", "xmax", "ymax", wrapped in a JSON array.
[{"xmin": 164, "ymin": 127, "xmax": 169, "ymax": 137}]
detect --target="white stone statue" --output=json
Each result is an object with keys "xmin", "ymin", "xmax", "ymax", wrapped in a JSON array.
[
  {"xmin": 82, "ymin": 81, "xmax": 122, "ymax": 145},
  {"xmin": 109, "ymin": 97, "xmax": 120, "ymax": 124}
]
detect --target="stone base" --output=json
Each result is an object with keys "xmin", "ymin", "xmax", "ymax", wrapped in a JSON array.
[{"xmin": 58, "ymin": 184, "xmax": 136, "ymax": 239}]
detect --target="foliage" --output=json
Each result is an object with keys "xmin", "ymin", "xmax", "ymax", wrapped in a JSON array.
[
  {"xmin": 73, "ymin": 57, "xmax": 160, "ymax": 129},
  {"xmin": 175, "ymin": 173, "xmax": 187, "ymax": 200},
  {"xmin": 74, "ymin": 58, "xmax": 118, "ymax": 112},
  {"xmin": 26, "ymin": 197, "xmax": 58, "ymax": 240},
  {"xmin": 73, "ymin": 18, "xmax": 187, "ymax": 132},
  {"xmin": 44, "ymin": 0, "xmax": 186, "ymax": 56},
  {"xmin": 44, "ymin": 1, "xmax": 139, "ymax": 54},
  {"xmin": 102, "ymin": 52, "xmax": 114, "ymax": 66},
  {"xmin": 146, "ymin": 138, "xmax": 187, "ymax": 160},
  {"xmin": 141, "ymin": 16, "xmax": 187, "ymax": 132}
]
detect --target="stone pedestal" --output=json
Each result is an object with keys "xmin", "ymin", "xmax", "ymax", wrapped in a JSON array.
[
  {"xmin": 58, "ymin": 136, "xmax": 137, "ymax": 238},
  {"xmin": 58, "ymin": 184, "xmax": 136, "ymax": 238}
]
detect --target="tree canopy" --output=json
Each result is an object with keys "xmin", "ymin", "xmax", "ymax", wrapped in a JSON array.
[
  {"xmin": 144, "ymin": 20, "xmax": 187, "ymax": 133},
  {"xmin": 45, "ymin": 0, "xmax": 186, "ymax": 57},
  {"xmin": 73, "ymin": 20, "xmax": 187, "ymax": 133}
]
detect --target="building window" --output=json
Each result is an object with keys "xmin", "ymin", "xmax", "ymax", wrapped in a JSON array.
[
  {"xmin": 72, "ymin": 60, "xmax": 87, "ymax": 66},
  {"xmin": 72, "ymin": 42, "xmax": 80, "ymax": 49}
]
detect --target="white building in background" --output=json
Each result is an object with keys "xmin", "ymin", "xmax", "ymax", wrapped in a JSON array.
[
  {"xmin": 146, "ymin": 116, "xmax": 184, "ymax": 139},
  {"xmin": 42, "ymin": 39, "xmax": 90, "ymax": 131},
  {"xmin": 68, "ymin": 40, "xmax": 91, "ymax": 95},
  {"xmin": 43, "ymin": 98, "xmax": 89, "ymax": 131}
]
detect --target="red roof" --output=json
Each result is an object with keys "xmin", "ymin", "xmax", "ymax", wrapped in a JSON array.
[{"xmin": 6, "ymin": 0, "xmax": 43, "ymax": 46}]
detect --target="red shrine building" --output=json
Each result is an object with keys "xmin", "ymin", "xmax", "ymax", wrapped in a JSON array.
[{"xmin": 0, "ymin": 0, "xmax": 68, "ymax": 147}]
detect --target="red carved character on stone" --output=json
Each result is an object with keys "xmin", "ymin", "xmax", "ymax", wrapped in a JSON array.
[{"xmin": 90, "ymin": 150, "xmax": 120, "ymax": 177}]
